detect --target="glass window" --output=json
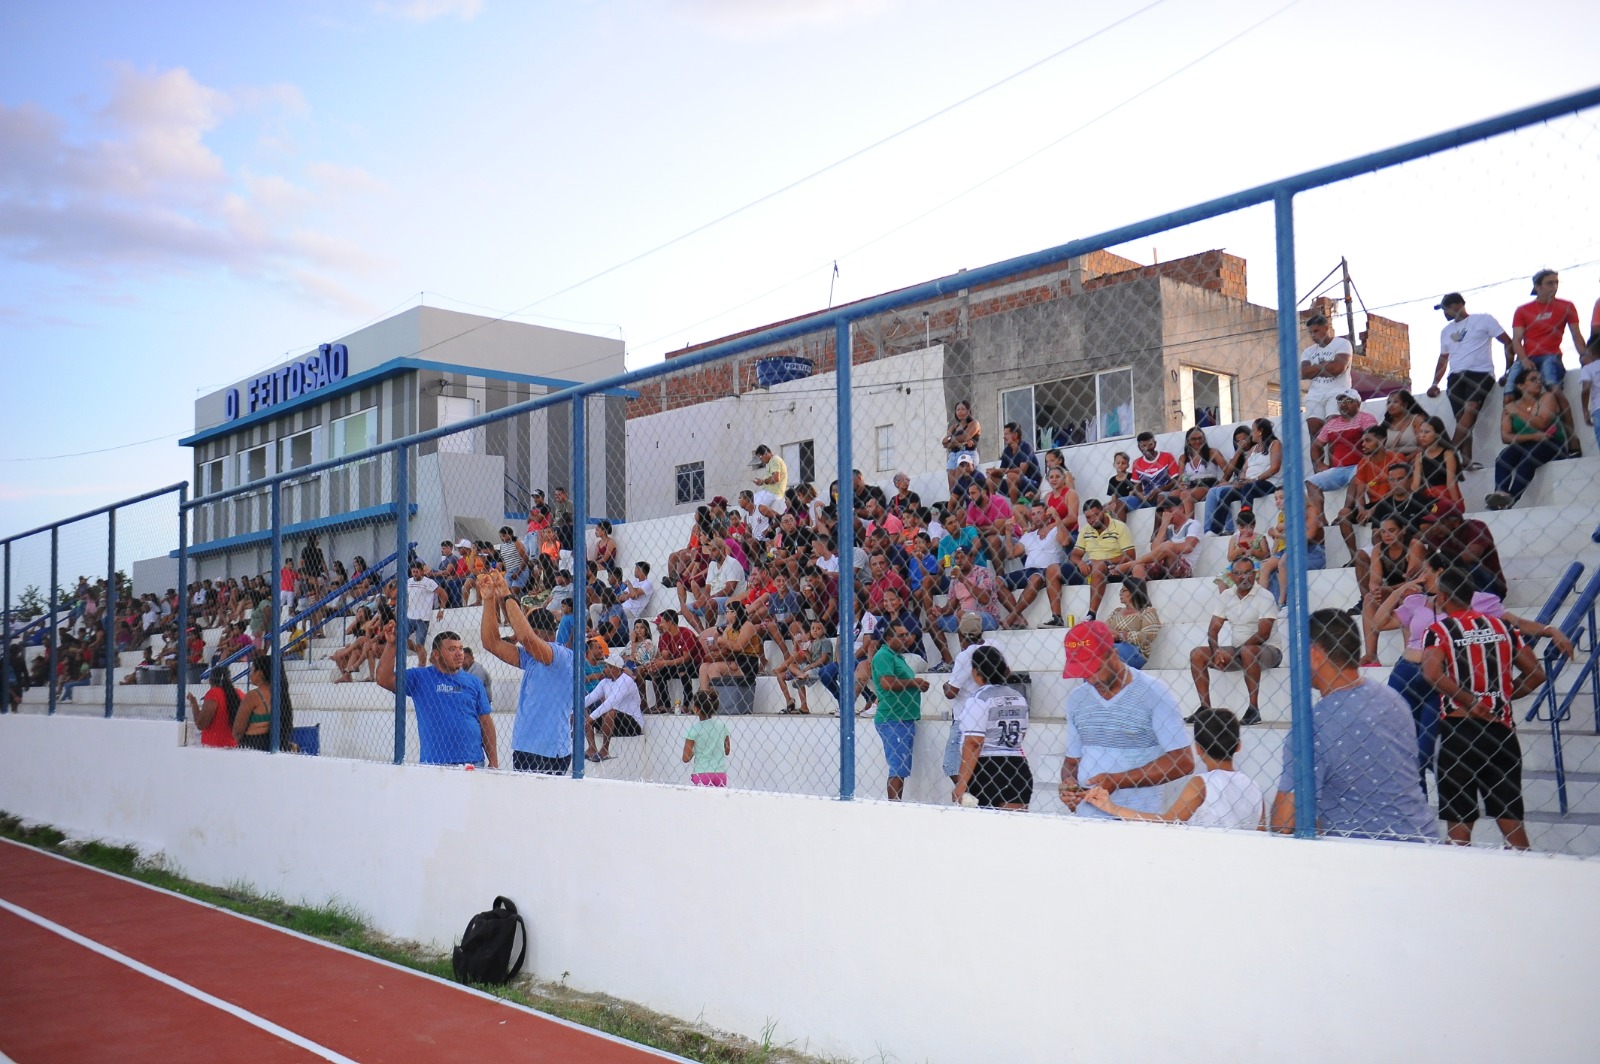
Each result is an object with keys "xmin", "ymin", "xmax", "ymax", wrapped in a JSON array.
[
  {"xmin": 875, "ymin": 425, "xmax": 895, "ymax": 472},
  {"xmin": 281, "ymin": 429, "xmax": 316, "ymax": 473},
  {"xmin": 238, "ymin": 445, "xmax": 269, "ymax": 485},
  {"xmin": 1023, "ymin": 368, "xmax": 1135, "ymax": 448},
  {"xmin": 1000, "ymin": 387, "xmax": 1035, "ymax": 446},
  {"xmin": 203, "ymin": 459, "xmax": 224, "ymax": 495},
  {"xmin": 332, "ymin": 410, "xmax": 375, "ymax": 458},
  {"xmin": 1179, "ymin": 368, "xmax": 1237, "ymax": 428},
  {"xmin": 675, "ymin": 462, "xmax": 705, "ymax": 505}
]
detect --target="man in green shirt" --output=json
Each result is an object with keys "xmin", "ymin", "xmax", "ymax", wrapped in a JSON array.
[{"xmin": 872, "ymin": 622, "xmax": 928, "ymax": 800}]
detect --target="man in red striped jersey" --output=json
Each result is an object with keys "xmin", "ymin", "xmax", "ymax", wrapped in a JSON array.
[{"xmin": 1421, "ymin": 566, "xmax": 1545, "ymax": 849}]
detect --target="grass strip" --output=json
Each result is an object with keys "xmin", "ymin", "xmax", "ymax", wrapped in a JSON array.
[{"xmin": 0, "ymin": 812, "xmax": 839, "ymax": 1064}]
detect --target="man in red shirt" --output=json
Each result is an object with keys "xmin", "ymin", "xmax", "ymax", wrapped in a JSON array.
[
  {"xmin": 1305, "ymin": 390, "xmax": 1379, "ymax": 518},
  {"xmin": 639, "ymin": 609, "xmax": 703, "ymax": 711},
  {"xmin": 1421, "ymin": 566, "xmax": 1544, "ymax": 849},
  {"xmin": 278, "ymin": 557, "xmax": 298, "ymax": 614},
  {"xmin": 1129, "ymin": 431, "xmax": 1182, "ymax": 508},
  {"xmin": 1509, "ymin": 269, "xmax": 1586, "ymax": 454}
]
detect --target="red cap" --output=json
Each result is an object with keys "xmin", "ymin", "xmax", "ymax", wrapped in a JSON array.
[{"xmin": 1061, "ymin": 620, "xmax": 1115, "ymax": 679}]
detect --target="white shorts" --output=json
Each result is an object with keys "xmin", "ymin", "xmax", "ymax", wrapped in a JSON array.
[{"xmin": 1303, "ymin": 388, "xmax": 1344, "ymax": 421}]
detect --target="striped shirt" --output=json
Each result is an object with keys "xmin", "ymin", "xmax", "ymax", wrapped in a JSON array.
[
  {"xmin": 496, "ymin": 540, "xmax": 526, "ymax": 576},
  {"xmin": 1423, "ymin": 611, "xmax": 1523, "ymax": 728}
]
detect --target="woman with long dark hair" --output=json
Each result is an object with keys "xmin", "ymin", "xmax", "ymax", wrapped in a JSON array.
[
  {"xmin": 1206, "ymin": 418, "xmax": 1281, "ymax": 535},
  {"xmin": 186, "ymin": 665, "xmax": 240, "ymax": 748},
  {"xmin": 1487, "ymin": 371, "xmax": 1565, "ymax": 510},
  {"xmin": 951, "ymin": 645, "xmax": 1033, "ymax": 810},
  {"xmin": 1381, "ymin": 389, "xmax": 1428, "ymax": 458}
]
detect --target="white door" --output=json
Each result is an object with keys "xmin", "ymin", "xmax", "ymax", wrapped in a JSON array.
[{"xmin": 438, "ymin": 396, "xmax": 483, "ymax": 454}]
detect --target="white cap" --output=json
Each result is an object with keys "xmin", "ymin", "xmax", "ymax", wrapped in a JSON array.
[
  {"xmin": 456, "ymin": 538, "xmax": 473, "ymax": 549},
  {"xmin": 604, "ymin": 649, "xmax": 629, "ymax": 669}
]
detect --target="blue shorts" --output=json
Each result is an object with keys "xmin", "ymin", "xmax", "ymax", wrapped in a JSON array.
[
  {"xmin": 943, "ymin": 720, "xmax": 963, "ymax": 777},
  {"xmin": 1306, "ymin": 465, "xmax": 1357, "ymax": 492},
  {"xmin": 937, "ymin": 612, "xmax": 997, "ymax": 633},
  {"xmin": 876, "ymin": 719, "xmax": 917, "ymax": 779},
  {"xmin": 1505, "ymin": 354, "xmax": 1566, "ymax": 394},
  {"xmin": 946, "ymin": 450, "xmax": 979, "ymax": 470},
  {"xmin": 406, "ymin": 619, "xmax": 430, "ymax": 647},
  {"xmin": 1005, "ymin": 567, "xmax": 1046, "ymax": 590}
]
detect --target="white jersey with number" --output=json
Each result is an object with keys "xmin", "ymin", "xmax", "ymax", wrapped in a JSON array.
[{"xmin": 958, "ymin": 683, "xmax": 1030, "ymax": 758}]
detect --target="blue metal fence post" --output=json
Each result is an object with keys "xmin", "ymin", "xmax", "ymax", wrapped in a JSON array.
[
  {"xmin": 105, "ymin": 508, "xmax": 117, "ymax": 718},
  {"xmin": 47, "ymin": 528, "xmax": 58, "ymax": 716},
  {"xmin": 835, "ymin": 319, "xmax": 856, "ymax": 801},
  {"xmin": 570, "ymin": 394, "xmax": 587, "ymax": 779},
  {"xmin": 1275, "ymin": 189, "xmax": 1317, "ymax": 839},
  {"xmin": 267, "ymin": 482, "xmax": 283, "ymax": 753},
  {"xmin": 175, "ymin": 485, "xmax": 189, "ymax": 723},
  {"xmin": 393, "ymin": 446, "xmax": 410, "ymax": 765},
  {"xmin": 2, "ymin": 542, "xmax": 10, "ymax": 713}
]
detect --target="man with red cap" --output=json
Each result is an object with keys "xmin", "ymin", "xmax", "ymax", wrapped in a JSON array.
[{"xmin": 1058, "ymin": 620, "xmax": 1194, "ymax": 818}]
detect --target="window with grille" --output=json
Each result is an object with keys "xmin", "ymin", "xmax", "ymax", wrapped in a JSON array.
[{"xmin": 675, "ymin": 461, "xmax": 705, "ymax": 505}]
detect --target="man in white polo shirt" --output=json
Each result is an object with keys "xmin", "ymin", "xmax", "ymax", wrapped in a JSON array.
[
  {"xmin": 1426, "ymin": 292, "xmax": 1517, "ymax": 471},
  {"xmin": 1189, "ymin": 557, "xmax": 1281, "ymax": 726}
]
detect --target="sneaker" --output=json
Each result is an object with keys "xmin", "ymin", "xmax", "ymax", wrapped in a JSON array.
[
  {"xmin": 1241, "ymin": 705, "xmax": 1262, "ymax": 726},
  {"xmin": 1184, "ymin": 706, "xmax": 1208, "ymax": 724},
  {"xmin": 1465, "ymin": 461, "xmax": 1484, "ymax": 472},
  {"xmin": 1042, "ymin": 615, "xmax": 1065, "ymax": 628},
  {"xmin": 1083, "ymin": 611, "xmax": 1096, "ymax": 622},
  {"xmin": 928, "ymin": 661, "xmax": 951, "ymax": 673},
  {"xmin": 1343, "ymin": 599, "xmax": 1363, "ymax": 617},
  {"xmin": 1485, "ymin": 491, "xmax": 1513, "ymax": 511}
]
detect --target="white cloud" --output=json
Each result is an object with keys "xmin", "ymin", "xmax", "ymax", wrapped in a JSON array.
[
  {"xmin": 0, "ymin": 65, "xmax": 383, "ymax": 311},
  {"xmin": 373, "ymin": 0, "xmax": 483, "ymax": 22}
]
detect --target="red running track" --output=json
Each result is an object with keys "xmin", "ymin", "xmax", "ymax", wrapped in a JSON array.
[{"xmin": 0, "ymin": 839, "xmax": 688, "ymax": 1064}]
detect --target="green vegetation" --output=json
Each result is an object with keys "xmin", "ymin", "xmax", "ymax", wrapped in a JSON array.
[{"xmin": 0, "ymin": 812, "xmax": 845, "ymax": 1064}]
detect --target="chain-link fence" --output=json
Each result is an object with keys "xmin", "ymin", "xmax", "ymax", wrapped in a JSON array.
[
  {"xmin": 3, "ymin": 485, "xmax": 188, "ymax": 722},
  {"xmin": 7, "ymin": 89, "xmax": 1600, "ymax": 857}
]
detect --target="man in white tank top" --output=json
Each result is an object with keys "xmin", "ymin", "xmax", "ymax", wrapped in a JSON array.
[
  {"xmin": 1085, "ymin": 707, "xmax": 1264, "ymax": 829},
  {"xmin": 1300, "ymin": 313, "xmax": 1354, "ymax": 441}
]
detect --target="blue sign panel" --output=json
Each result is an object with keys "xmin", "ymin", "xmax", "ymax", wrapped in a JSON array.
[{"xmin": 225, "ymin": 344, "xmax": 349, "ymax": 420}]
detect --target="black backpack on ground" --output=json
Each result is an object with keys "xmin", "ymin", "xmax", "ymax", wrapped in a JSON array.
[{"xmin": 451, "ymin": 896, "xmax": 527, "ymax": 986}]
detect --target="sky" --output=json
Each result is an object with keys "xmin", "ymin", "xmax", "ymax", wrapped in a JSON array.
[{"xmin": 2, "ymin": 0, "xmax": 1598, "ymax": 550}]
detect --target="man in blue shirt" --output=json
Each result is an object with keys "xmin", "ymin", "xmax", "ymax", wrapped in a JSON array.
[
  {"xmin": 479, "ymin": 570, "xmax": 575, "ymax": 776},
  {"xmin": 376, "ymin": 620, "xmax": 497, "ymax": 768},
  {"xmin": 1272, "ymin": 609, "xmax": 1436, "ymax": 841}
]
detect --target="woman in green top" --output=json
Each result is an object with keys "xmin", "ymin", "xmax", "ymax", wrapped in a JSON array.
[
  {"xmin": 682, "ymin": 690, "xmax": 730, "ymax": 787},
  {"xmin": 1488, "ymin": 371, "xmax": 1565, "ymax": 510}
]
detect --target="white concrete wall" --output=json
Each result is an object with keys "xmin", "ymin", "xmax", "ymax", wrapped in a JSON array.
[
  {"xmin": 1, "ymin": 713, "xmax": 1595, "ymax": 1064},
  {"xmin": 625, "ymin": 346, "xmax": 947, "ymax": 522}
]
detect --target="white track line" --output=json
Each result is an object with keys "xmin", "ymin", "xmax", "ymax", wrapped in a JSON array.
[
  {"xmin": 0, "ymin": 838, "xmax": 696, "ymax": 1062},
  {"xmin": 0, "ymin": 896, "xmax": 360, "ymax": 1064}
]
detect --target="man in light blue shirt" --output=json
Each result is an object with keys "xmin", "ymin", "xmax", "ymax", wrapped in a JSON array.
[
  {"xmin": 480, "ymin": 570, "xmax": 575, "ymax": 775},
  {"xmin": 1058, "ymin": 620, "xmax": 1194, "ymax": 817}
]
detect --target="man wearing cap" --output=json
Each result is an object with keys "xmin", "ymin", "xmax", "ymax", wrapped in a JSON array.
[
  {"xmin": 478, "ymin": 571, "xmax": 575, "ymax": 775},
  {"xmin": 1058, "ymin": 620, "xmax": 1194, "ymax": 817},
  {"xmin": 1305, "ymin": 389, "xmax": 1378, "ymax": 517},
  {"xmin": 550, "ymin": 487, "xmax": 575, "ymax": 551},
  {"xmin": 583, "ymin": 647, "xmax": 645, "ymax": 763},
  {"xmin": 1507, "ymin": 269, "xmax": 1585, "ymax": 454},
  {"xmin": 1427, "ymin": 293, "xmax": 1517, "ymax": 470},
  {"xmin": 941, "ymin": 612, "xmax": 990, "ymax": 787},
  {"xmin": 750, "ymin": 444, "xmax": 788, "ymax": 497},
  {"xmin": 1299, "ymin": 313, "xmax": 1354, "ymax": 440},
  {"xmin": 1190, "ymin": 557, "xmax": 1281, "ymax": 726}
]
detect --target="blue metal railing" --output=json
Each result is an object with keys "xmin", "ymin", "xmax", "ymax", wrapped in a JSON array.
[{"xmin": 1524, "ymin": 567, "xmax": 1600, "ymax": 816}]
